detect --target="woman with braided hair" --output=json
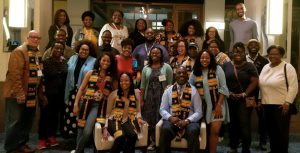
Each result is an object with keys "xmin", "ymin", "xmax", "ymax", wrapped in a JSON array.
[
  {"xmin": 103, "ymin": 72, "xmax": 146, "ymax": 153},
  {"xmin": 72, "ymin": 52, "xmax": 117, "ymax": 153}
]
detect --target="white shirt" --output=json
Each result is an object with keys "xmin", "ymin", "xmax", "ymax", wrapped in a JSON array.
[
  {"xmin": 259, "ymin": 61, "xmax": 298, "ymax": 105},
  {"xmin": 98, "ymin": 23, "xmax": 128, "ymax": 53}
]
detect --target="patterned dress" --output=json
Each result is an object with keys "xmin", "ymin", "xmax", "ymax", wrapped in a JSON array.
[{"xmin": 142, "ymin": 68, "xmax": 163, "ymax": 138}]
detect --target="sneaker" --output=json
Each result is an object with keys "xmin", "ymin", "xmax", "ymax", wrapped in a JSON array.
[
  {"xmin": 38, "ymin": 140, "xmax": 47, "ymax": 150},
  {"xmin": 227, "ymin": 148, "xmax": 237, "ymax": 153},
  {"xmin": 147, "ymin": 142, "xmax": 156, "ymax": 151},
  {"xmin": 48, "ymin": 136, "xmax": 59, "ymax": 147},
  {"xmin": 218, "ymin": 137, "xmax": 224, "ymax": 142},
  {"xmin": 70, "ymin": 150, "xmax": 76, "ymax": 153},
  {"xmin": 259, "ymin": 144, "xmax": 267, "ymax": 151}
]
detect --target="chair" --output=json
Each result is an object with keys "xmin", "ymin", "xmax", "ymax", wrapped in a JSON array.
[
  {"xmin": 155, "ymin": 119, "xmax": 207, "ymax": 150},
  {"xmin": 94, "ymin": 122, "xmax": 148, "ymax": 153}
]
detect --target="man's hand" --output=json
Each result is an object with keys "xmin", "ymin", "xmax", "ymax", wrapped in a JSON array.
[
  {"xmin": 177, "ymin": 120, "xmax": 189, "ymax": 129},
  {"xmin": 169, "ymin": 116, "xmax": 180, "ymax": 125}
]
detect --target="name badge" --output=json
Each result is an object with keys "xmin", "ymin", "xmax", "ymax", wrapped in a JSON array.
[
  {"xmin": 37, "ymin": 70, "xmax": 43, "ymax": 77},
  {"xmin": 144, "ymin": 60, "xmax": 148, "ymax": 66},
  {"xmin": 158, "ymin": 74, "xmax": 166, "ymax": 82}
]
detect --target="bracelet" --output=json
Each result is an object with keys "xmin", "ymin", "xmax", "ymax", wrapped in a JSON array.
[{"xmin": 242, "ymin": 92, "xmax": 247, "ymax": 98}]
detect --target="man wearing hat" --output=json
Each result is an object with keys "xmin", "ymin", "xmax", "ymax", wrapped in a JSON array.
[
  {"xmin": 246, "ymin": 39, "xmax": 269, "ymax": 151},
  {"xmin": 182, "ymin": 42, "xmax": 198, "ymax": 76}
]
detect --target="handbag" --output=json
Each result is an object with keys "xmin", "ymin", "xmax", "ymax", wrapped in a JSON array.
[
  {"xmin": 283, "ymin": 64, "xmax": 298, "ymax": 115},
  {"xmin": 233, "ymin": 63, "xmax": 256, "ymax": 108}
]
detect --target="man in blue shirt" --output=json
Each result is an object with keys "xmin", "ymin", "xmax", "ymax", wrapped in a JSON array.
[{"xmin": 159, "ymin": 66, "xmax": 203, "ymax": 153}]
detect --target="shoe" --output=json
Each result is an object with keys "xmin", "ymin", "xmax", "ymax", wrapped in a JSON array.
[
  {"xmin": 259, "ymin": 144, "xmax": 267, "ymax": 151},
  {"xmin": 70, "ymin": 150, "xmax": 76, "ymax": 153},
  {"xmin": 218, "ymin": 137, "xmax": 224, "ymax": 142},
  {"xmin": 48, "ymin": 136, "xmax": 59, "ymax": 147},
  {"xmin": 147, "ymin": 141, "xmax": 155, "ymax": 151},
  {"xmin": 227, "ymin": 148, "xmax": 237, "ymax": 153},
  {"xmin": 18, "ymin": 145, "xmax": 35, "ymax": 153},
  {"xmin": 38, "ymin": 139, "xmax": 47, "ymax": 150}
]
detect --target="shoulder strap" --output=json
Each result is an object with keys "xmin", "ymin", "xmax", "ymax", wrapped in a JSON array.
[
  {"xmin": 284, "ymin": 64, "xmax": 289, "ymax": 91},
  {"xmin": 233, "ymin": 63, "xmax": 244, "ymax": 92}
]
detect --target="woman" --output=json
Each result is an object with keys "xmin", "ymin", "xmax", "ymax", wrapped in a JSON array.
[
  {"xmin": 46, "ymin": 9, "xmax": 73, "ymax": 50},
  {"xmin": 208, "ymin": 40, "xmax": 230, "ymax": 65},
  {"xmin": 63, "ymin": 40, "xmax": 96, "ymax": 138},
  {"xmin": 189, "ymin": 50, "xmax": 230, "ymax": 153},
  {"xmin": 179, "ymin": 19, "xmax": 205, "ymax": 50},
  {"xmin": 202, "ymin": 26, "xmax": 225, "ymax": 53},
  {"xmin": 140, "ymin": 46, "xmax": 173, "ymax": 150},
  {"xmin": 103, "ymin": 73, "xmax": 145, "ymax": 153},
  {"xmin": 129, "ymin": 18, "xmax": 147, "ymax": 50},
  {"xmin": 71, "ymin": 11, "xmax": 99, "ymax": 48},
  {"xmin": 71, "ymin": 52, "xmax": 117, "ymax": 153},
  {"xmin": 157, "ymin": 19, "xmax": 181, "ymax": 57},
  {"xmin": 99, "ymin": 10, "xmax": 129, "ymax": 53},
  {"xmin": 116, "ymin": 38, "xmax": 141, "ymax": 87},
  {"xmin": 169, "ymin": 39, "xmax": 190, "ymax": 78},
  {"xmin": 222, "ymin": 42, "xmax": 258, "ymax": 153},
  {"xmin": 259, "ymin": 45, "xmax": 298, "ymax": 153},
  {"xmin": 38, "ymin": 42, "xmax": 68, "ymax": 149}
]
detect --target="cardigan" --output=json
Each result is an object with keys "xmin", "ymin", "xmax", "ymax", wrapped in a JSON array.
[
  {"xmin": 64, "ymin": 55, "xmax": 96, "ymax": 104},
  {"xmin": 140, "ymin": 63, "xmax": 173, "ymax": 99}
]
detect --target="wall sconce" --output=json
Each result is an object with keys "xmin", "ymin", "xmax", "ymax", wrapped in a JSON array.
[
  {"xmin": 3, "ymin": 17, "xmax": 11, "ymax": 40},
  {"xmin": 9, "ymin": 0, "xmax": 28, "ymax": 28},
  {"xmin": 205, "ymin": 22, "xmax": 225, "ymax": 30},
  {"xmin": 266, "ymin": 0, "xmax": 283, "ymax": 34}
]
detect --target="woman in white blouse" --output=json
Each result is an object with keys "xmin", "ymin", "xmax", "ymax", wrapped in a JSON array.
[
  {"xmin": 259, "ymin": 45, "xmax": 298, "ymax": 153},
  {"xmin": 98, "ymin": 10, "xmax": 128, "ymax": 53}
]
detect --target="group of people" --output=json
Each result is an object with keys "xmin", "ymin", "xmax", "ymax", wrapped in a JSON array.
[{"xmin": 3, "ymin": 2, "xmax": 298, "ymax": 153}]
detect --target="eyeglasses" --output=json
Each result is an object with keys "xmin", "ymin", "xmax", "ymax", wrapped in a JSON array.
[{"xmin": 28, "ymin": 36, "xmax": 41, "ymax": 40}]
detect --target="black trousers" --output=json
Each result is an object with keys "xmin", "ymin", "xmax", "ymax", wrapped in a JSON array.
[
  {"xmin": 158, "ymin": 120, "xmax": 200, "ymax": 153},
  {"xmin": 227, "ymin": 99, "xmax": 252, "ymax": 153},
  {"xmin": 264, "ymin": 105, "xmax": 291, "ymax": 153},
  {"xmin": 255, "ymin": 106, "xmax": 267, "ymax": 145},
  {"xmin": 108, "ymin": 119, "xmax": 138, "ymax": 153},
  {"xmin": 38, "ymin": 94, "xmax": 63, "ymax": 139}
]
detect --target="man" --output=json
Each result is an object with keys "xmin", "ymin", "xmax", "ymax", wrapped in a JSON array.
[
  {"xmin": 159, "ymin": 66, "xmax": 203, "ymax": 153},
  {"xmin": 3, "ymin": 30, "xmax": 47, "ymax": 153},
  {"xmin": 43, "ymin": 29, "xmax": 76, "ymax": 60},
  {"xmin": 229, "ymin": 3, "xmax": 258, "ymax": 51},
  {"xmin": 97, "ymin": 30, "xmax": 119, "ymax": 58},
  {"xmin": 246, "ymin": 39, "xmax": 269, "ymax": 151},
  {"xmin": 182, "ymin": 42, "xmax": 198, "ymax": 76},
  {"xmin": 132, "ymin": 27, "xmax": 169, "ymax": 71}
]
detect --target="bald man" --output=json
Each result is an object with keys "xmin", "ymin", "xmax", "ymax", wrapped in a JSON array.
[{"xmin": 3, "ymin": 30, "xmax": 47, "ymax": 153}]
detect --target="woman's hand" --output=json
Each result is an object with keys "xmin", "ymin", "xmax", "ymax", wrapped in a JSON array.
[
  {"xmin": 137, "ymin": 118, "xmax": 146, "ymax": 125},
  {"xmin": 280, "ymin": 102, "xmax": 290, "ymax": 115},
  {"xmin": 73, "ymin": 104, "xmax": 79, "ymax": 116},
  {"xmin": 102, "ymin": 127, "xmax": 110, "ymax": 140},
  {"xmin": 214, "ymin": 103, "xmax": 223, "ymax": 118}
]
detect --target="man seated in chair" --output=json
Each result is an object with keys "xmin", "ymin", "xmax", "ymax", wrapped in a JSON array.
[{"xmin": 159, "ymin": 66, "xmax": 203, "ymax": 153}]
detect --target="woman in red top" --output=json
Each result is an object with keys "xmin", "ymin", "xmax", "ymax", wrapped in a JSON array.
[{"xmin": 116, "ymin": 38, "xmax": 141, "ymax": 87}]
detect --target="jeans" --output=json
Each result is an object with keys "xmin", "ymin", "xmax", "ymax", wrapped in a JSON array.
[
  {"xmin": 4, "ymin": 98, "xmax": 36, "ymax": 152},
  {"xmin": 75, "ymin": 102, "xmax": 99, "ymax": 153},
  {"xmin": 158, "ymin": 120, "xmax": 200, "ymax": 153}
]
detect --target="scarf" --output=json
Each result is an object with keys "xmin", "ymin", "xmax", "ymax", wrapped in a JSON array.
[
  {"xmin": 185, "ymin": 58, "xmax": 193, "ymax": 76},
  {"xmin": 171, "ymin": 82, "xmax": 192, "ymax": 140},
  {"xmin": 26, "ymin": 48, "xmax": 43, "ymax": 107},
  {"xmin": 112, "ymin": 94, "xmax": 140, "ymax": 138},
  {"xmin": 195, "ymin": 69, "xmax": 219, "ymax": 110},
  {"xmin": 171, "ymin": 83, "xmax": 192, "ymax": 120},
  {"xmin": 77, "ymin": 69, "xmax": 112, "ymax": 127}
]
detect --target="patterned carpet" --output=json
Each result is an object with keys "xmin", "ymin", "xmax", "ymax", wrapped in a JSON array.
[{"xmin": 1, "ymin": 133, "xmax": 300, "ymax": 153}]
